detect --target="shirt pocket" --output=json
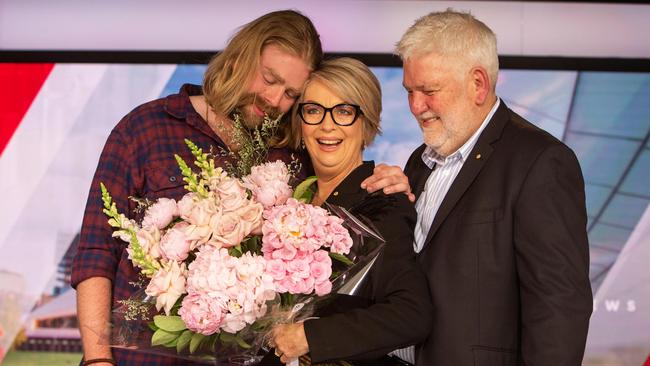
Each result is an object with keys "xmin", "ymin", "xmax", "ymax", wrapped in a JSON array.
[
  {"xmin": 144, "ymin": 162, "xmax": 185, "ymax": 198},
  {"xmin": 472, "ymin": 345, "xmax": 517, "ymax": 366}
]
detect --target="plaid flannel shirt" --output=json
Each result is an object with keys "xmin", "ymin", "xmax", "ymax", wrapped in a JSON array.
[{"xmin": 71, "ymin": 84, "xmax": 307, "ymax": 365}]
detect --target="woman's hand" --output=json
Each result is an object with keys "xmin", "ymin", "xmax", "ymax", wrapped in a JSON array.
[
  {"xmin": 271, "ymin": 322, "xmax": 309, "ymax": 364},
  {"xmin": 360, "ymin": 164, "xmax": 414, "ymax": 202}
]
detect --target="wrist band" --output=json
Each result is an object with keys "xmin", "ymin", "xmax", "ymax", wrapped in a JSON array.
[{"xmin": 82, "ymin": 358, "xmax": 116, "ymax": 365}]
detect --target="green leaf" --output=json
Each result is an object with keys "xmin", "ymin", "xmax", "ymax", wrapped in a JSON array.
[
  {"xmin": 219, "ymin": 332, "xmax": 236, "ymax": 344},
  {"xmin": 293, "ymin": 176, "xmax": 318, "ymax": 202},
  {"xmin": 329, "ymin": 252, "xmax": 353, "ymax": 266},
  {"xmin": 148, "ymin": 321, "xmax": 159, "ymax": 332},
  {"xmin": 189, "ymin": 332, "xmax": 206, "ymax": 354},
  {"xmin": 234, "ymin": 334, "xmax": 252, "ymax": 349},
  {"xmin": 154, "ymin": 315, "xmax": 187, "ymax": 332},
  {"xmin": 176, "ymin": 330, "xmax": 193, "ymax": 353},
  {"xmin": 228, "ymin": 246, "xmax": 243, "ymax": 258},
  {"xmin": 242, "ymin": 236, "xmax": 260, "ymax": 254},
  {"xmin": 151, "ymin": 329, "xmax": 181, "ymax": 347},
  {"xmin": 208, "ymin": 334, "xmax": 220, "ymax": 352}
]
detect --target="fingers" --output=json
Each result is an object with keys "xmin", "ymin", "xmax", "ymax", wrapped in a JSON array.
[
  {"xmin": 407, "ymin": 191, "xmax": 416, "ymax": 203},
  {"xmin": 361, "ymin": 164, "xmax": 411, "ymax": 195}
]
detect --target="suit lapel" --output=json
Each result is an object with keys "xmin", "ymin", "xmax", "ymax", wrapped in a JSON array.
[
  {"xmin": 422, "ymin": 103, "xmax": 510, "ymax": 248},
  {"xmin": 405, "ymin": 144, "xmax": 434, "ymax": 201}
]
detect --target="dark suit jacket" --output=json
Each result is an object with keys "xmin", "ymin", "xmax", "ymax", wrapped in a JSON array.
[
  {"xmin": 405, "ymin": 102, "xmax": 593, "ymax": 366},
  {"xmin": 303, "ymin": 161, "xmax": 433, "ymax": 363}
]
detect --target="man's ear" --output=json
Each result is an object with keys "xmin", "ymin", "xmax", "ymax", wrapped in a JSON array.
[{"xmin": 469, "ymin": 66, "xmax": 490, "ymax": 105}]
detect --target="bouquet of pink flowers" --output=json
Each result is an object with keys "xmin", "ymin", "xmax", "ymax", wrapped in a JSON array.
[{"xmin": 101, "ymin": 139, "xmax": 384, "ymax": 364}]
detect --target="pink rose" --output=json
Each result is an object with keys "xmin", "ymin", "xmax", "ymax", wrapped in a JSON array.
[
  {"xmin": 183, "ymin": 197, "xmax": 221, "ymax": 247},
  {"xmin": 210, "ymin": 212, "xmax": 246, "ymax": 248},
  {"xmin": 142, "ymin": 198, "xmax": 178, "ymax": 230},
  {"xmin": 145, "ymin": 261, "xmax": 187, "ymax": 315},
  {"xmin": 236, "ymin": 202, "xmax": 263, "ymax": 236},
  {"xmin": 159, "ymin": 222, "xmax": 192, "ymax": 261},
  {"xmin": 216, "ymin": 177, "xmax": 248, "ymax": 212},
  {"xmin": 179, "ymin": 292, "xmax": 226, "ymax": 335}
]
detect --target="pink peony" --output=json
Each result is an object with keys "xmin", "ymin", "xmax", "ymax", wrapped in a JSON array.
[
  {"xmin": 310, "ymin": 251, "xmax": 332, "ymax": 283},
  {"xmin": 179, "ymin": 292, "xmax": 226, "ymax": 335},
  {"xmin": 314, "ymin": 280, "xmax": 332, "ymax": 296},
  {"xmin": 243, "ymin": 160, "xmax": 292, "ymax": 209},
  {"xmin": 266, "ymin": 259, "xmax": 287, "ymax": 281},
  {"xmin": 261, "ymin": 198, "xmax": 352, "ymax": 296},
  {"xmin": 142, "ymin": 198, "xmax": 178, "ymax": 230},
  {"xmin": 159, "ymin": 222, "xmax": 192, "ymax": 261},
  {"xmin": 145, "ymin": 261, "xmax": 187, "ymax": 315},
  {"xmin": 177, "ymin": 193, "xmax": 196, "ymax": 220},
  {"xmin": 183, "ymin": 246, "xmax": 274, "ymax": 333}
]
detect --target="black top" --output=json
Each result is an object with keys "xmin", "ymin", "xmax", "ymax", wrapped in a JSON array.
[{"xmin": 303, "ymin": 161, "xmax": 433, "ymax": 363}]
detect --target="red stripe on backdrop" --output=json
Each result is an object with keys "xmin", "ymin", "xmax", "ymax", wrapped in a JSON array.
[{"xmin": 0, "ymin": 63, "xmax": 55, "ymax": 156}]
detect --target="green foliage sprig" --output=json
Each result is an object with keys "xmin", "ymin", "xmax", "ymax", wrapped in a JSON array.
[
  {"xmin": 221, "ymin": 112, "xmax": 283, "ymax": 178},
  {"xmin": 100, "ymin": 183, "xmax": 160, "ymax": 276}
]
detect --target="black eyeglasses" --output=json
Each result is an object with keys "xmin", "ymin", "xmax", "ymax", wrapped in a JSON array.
[{"xmin": 298, "ymin": 102, "xmax": 363, "ymax": 126}]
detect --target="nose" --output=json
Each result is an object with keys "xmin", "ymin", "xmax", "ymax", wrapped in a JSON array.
[
  {"xmin": 320, "ymin": 110, "xmax": 336, "ymax": 131},
  {"xmin": 263, "ymin": 85, "xmax": 284, "ymax": 108},
  {"xmin": 409, "ymin": 92, "xmax": 427, "ymax": 116}
]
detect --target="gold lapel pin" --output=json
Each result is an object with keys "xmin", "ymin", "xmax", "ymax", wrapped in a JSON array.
[{"xmin": 475, "ymin": 153, "xmax": 482, "ymax": 160}]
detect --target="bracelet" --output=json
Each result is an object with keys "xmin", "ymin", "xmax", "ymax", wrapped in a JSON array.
[{"xmin": 82, "ymin": 358, "xmax": 116, "ymax": 365}]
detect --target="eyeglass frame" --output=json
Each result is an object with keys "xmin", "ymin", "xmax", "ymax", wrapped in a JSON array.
[{"xmin": 297, "ymin": 102, "xmax": 364, "ymax": 126}]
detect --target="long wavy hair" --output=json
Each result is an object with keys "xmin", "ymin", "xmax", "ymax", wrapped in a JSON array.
[{"xmin": 202, "ymin": 10, "xmax": 322, "ymax": 116}]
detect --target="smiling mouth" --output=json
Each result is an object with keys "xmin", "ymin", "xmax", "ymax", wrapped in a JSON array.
[
  {"xmin": 420, "ymin": 116, "xmax": 440, "ymax": 126},
  {"xmin": 252, "ymin": 104, "xmax": 265, "ymax": 117},
  {"xmin": 317, "ymin": 138, "xmax": 342, "ymax": 146}
]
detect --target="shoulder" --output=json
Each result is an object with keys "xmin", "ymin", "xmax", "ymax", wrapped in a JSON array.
[
  {"xmin": 112, "ymin": 96, "xmax": 171, "ymax": 135},
  {"xmin": 500, "ymin": 107, "xmax": 577, "ymax": 163},
  {"xmin": 353, "ymin": 190, "xmax": 416, "ymax": 227}
]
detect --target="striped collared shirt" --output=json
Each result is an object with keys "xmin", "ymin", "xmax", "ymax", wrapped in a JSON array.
[{"xmin": 413, "ymin": 98, "xmax": 500, "ymax": 253}]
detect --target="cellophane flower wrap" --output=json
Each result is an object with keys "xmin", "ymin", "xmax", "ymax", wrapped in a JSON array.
[{"xmin": 99, "ymin": 116, "xmax": 385, "ymax": 365}]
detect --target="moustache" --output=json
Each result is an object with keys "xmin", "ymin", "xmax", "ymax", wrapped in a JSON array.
[
  {"xmin": 417, "ymin": 112, "xmax": 438, "ymax": 123},
  {"xmin": 237, "ymin": 93, "xmax": 281, "ymax": 119}
]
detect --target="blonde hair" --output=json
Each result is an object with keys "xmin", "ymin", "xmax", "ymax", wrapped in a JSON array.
[
  {"xmin": 203, "ymin": 10, "xmax": 322, "ymax": 115},
  {"xmin": 396, "ymin": 9, "xmax": 499, "ymax": 89},
  {"xmin": 280, "ymin": 57, "xmax": 382, "ymax": 150}
]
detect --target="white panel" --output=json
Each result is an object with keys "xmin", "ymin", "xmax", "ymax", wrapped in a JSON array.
[
  {"xmin": 0, "ymin": 64, "xmax": 176, "ymax": 298},
  {"xmin": 585, "ymin": 204, "xmax": 650, "ymax": 362},
  {"xmin": 0, "ymin": 64, "xmax": 108, "ymax": 249},
  {"xmin": 1, "ymin": 0, "xmax": 649, "ymax": 58}
]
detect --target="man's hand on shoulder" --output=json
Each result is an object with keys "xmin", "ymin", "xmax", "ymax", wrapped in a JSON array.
[{"xmin": 361, "ymin": 164, "xmax": 415, "ymax": 202}]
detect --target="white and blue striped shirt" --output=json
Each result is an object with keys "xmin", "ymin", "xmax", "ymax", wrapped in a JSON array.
[{"xmin": 413, "ymin": 98, "xmax": 500, "ymax": 253}]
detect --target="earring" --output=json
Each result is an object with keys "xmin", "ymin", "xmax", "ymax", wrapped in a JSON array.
[{"xmin": 300, "ymin": 139, "xmax": 306, "ymax": 150}]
